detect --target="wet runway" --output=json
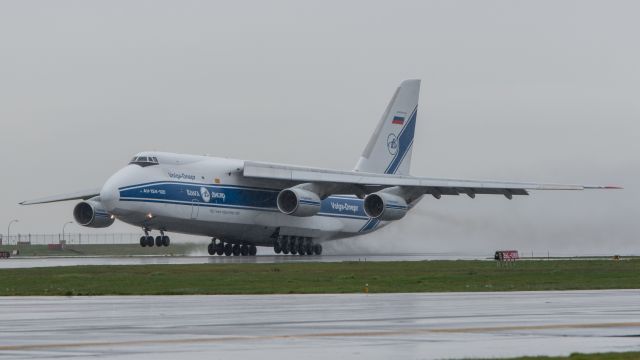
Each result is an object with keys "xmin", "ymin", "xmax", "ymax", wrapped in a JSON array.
[
  {"xmin": 1, "ymin": 290, "xmax": 639, "ymax": 359},
  {"xmin": 0, "ymin": 253, "xmax": 487, "ymax": 269}
]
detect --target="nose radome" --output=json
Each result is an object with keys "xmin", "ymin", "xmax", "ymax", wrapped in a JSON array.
[
  {"xmin": 100, "ymin": 166, "xmax": 137, "ymax": 212},
  {"xmin": 100, "ymin": 176, "xmax": 120, "ymax": 212}
]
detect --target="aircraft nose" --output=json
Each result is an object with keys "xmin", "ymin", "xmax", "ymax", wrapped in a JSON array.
[
  {"xmin": 100, "ymin": 178, "xmax": 119, "ymax": 212},
  {"xmin": 100, "ymin": 167, "xmax": 131, "ymax": 212}
]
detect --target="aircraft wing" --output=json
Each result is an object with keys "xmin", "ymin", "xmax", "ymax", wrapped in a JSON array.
[
  {"xmin": 20, "ymin": 188, "xmax": 101, "ymax": 205},
  {"xmin": 243, "ymin": 161, "xmax": 619, "ymax": 198}
]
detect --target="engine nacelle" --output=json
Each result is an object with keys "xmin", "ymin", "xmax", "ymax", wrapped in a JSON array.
[
  {"xmin": 73, "ymin": 200, "xmax": 115, "ymax": 228},
  {"xmin": 276, "ymin": 188, "xmax": 321, "ymax": 217},
  {"xmin": 363, "ymin": 192, "xmax": 408, "ymax": 221}
]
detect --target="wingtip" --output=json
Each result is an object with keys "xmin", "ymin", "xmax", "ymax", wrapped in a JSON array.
[{"xmin": 585, "ymin": 185, "xmax": 623, "ymax": 190}]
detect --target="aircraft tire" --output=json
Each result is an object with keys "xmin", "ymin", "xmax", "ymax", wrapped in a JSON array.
[
  {"xmin": 297, "ymin": 242, "xmax": 305, "ymax": 255},
  {"xmin": 162, "ymin": 236, "xmax": 170, "ymax": 247},
  {"xmin": 305, "ymin": 243, "xmax": 313, "ymax": 256},
  {"xmin": 140, "ymin": 236, "xmax": 146, "ymax": 247},
  {"xmin": 146, "ymin": 236, "xmax": 154, "ymax": 247},
  {"xmin": 249, "ymin": 245, "xmax": 257, "ymax": 256},
  {"xmin": 289, "ymin": 238, "xmax": 298, "ymax": 255},
  {"xmin": 274, "ymin": 242, "xmax": 282, "ymax": 254},
  {"xmin": 240, "ymin": 245, "xmax": 249, "ymax": 256},
  {"xmin": 215, "ymin": 243, "xmax": 224, "ymax": 255},
  {"xmin": 207, "ymin": 243, "xmax": 215, "ymax": 255},
  {"xmin": 155, "ymin": 236, "xmax": 163, "ymax": 247},
  {"xmin": 313, "ymin": 244, "xmax": 322, "ymax": 255},
  {"xmin": 232, "ymin": 244, "xmax": 240, "ymax": 256},
  {"xmin": 224, "ymin": 243, "xmax": 232, "ymax": 256}
]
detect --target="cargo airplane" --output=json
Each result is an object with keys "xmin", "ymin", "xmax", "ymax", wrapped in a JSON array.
[{"xmin": 21, "ymin": 80, "xmax": 618, "ymax": 256}]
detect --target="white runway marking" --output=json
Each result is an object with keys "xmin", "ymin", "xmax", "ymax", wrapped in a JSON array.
[{"xmin": 1, "ymin": 290, "xmax": 639, "ymax": 359}]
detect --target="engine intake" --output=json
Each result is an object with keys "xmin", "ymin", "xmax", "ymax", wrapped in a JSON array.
[
  {"xmin": 363, "ymin": 192, "xmax": 408, "ymax": 221},
  {"xmin": 73, "ymin": 200, "xmax": 115, "ymax": 228},
  {"xmin": 276, "ymin": 188, "xmax": 321, "ymax": 217}
]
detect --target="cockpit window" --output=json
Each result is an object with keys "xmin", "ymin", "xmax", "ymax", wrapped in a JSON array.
[{"xmin": 129, "ymin": 155, "xmax": 159, "ymax": 167}]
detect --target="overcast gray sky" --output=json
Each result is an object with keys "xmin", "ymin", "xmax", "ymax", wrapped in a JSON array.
[{"xmin": 0, "ymin": 0, "xmax": 637, "ymax": 255}]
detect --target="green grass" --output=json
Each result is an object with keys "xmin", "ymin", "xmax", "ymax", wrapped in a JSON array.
[
  {"xmin": 479, "ymin": 352, "xmax": 640, "ymax": 359},
  {"xmin": 0, "ymin": 259, "xmax": 638, "ymax": 296},
  {"xmin": 0, "ymin": 243, "xmax": 196, "ymax": 257}
]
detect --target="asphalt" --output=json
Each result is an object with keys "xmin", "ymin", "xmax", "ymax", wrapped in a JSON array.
[
  {"xmin": 0, "ymin": 253, "xmax": 487, "ymax": 269},
  {"xmin": 1, "ymin": 290, "xmax": 639, "ymax": 359}
]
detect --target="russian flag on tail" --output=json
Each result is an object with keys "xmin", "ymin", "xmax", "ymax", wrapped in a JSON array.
[{"xmin": 392, "ymin": 116, "xmax": 405, "ymax": 125}]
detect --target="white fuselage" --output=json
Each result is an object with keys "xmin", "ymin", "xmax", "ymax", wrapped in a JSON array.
[{"xmin": 99, "ymin": 152, "xmax": 393, "ymax": 246}]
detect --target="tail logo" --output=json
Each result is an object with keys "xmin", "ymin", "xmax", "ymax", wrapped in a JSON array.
[{"xmin": 387, "ymin": 133, "xmax": 398, "ymax": 155}]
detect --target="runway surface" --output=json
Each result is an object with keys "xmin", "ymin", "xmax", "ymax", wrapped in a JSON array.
[
  {"xmin": 0, "ymin": 253, "xmax": 487, "ymax": 269},
  {"xmin": 1, "ymin": 290, "xmax": 639, "ymax": 359}
]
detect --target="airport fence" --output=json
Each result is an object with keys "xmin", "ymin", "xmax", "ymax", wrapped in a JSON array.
[{"xmin": 0, "ymin": 233, "xmax": 142, "ymax": 246}]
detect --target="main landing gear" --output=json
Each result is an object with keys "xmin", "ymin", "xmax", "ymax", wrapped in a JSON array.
[
  {"xmin": 139, "ymin": 229, "xmax": 170, "ymax": 247},
  {"xmin": 208, "ymin": 238, "xmax": 257, "ymax": 256},
  {"xmin": 273, "ymin": 236, "xmax": 321, "ymax": 256}
]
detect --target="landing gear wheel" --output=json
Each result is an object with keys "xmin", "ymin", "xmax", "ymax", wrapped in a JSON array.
[
  {"xmin": 290, "ymin": 239, "xmax": 298, "ymax": 255},
  {"xmin": 274, "ymin": 241, "xmax": 282, "ymax": 254},
  {"xmin": 249, "ymin": 245, "xmax": 257, "ymax": 256},
  {"xmin": 224, "ymin": 243, "xmax": 232, "ymax": 256},
  {"xmin": 305, "ymin": 243, "xmax": 313, "ymax": 256},
  {"xmin": 297, "ymin": 241, "xmax": 305, "ymax": 256},
  {"xmin": 313, "ymin": 244, "xmax": 322, "ymax": 255},
  {"xmin": 140, "ymin": 236, "xmax": 147, "ymax": 247},
  {"xmin": 215, "ymin": 242, "xmax": 224, "ymax": 255},
  {"xmin": 240, "ymin": 245, "xmax": 249, "ymax": 256},
  {"xmin": 162, "ymin": 236, "xmax": 170, "ymax": 247},
  {"xmin": 232, "ymin": 244, "xmax": 240, "ymax": 256},
  {"xmin": 155, "ymin": 236, "xmax": 163, "ymax": 247},
  {"xmin": 146, "ymin": 236, "xmax": 154, "ymax": 247},
  {"xmin": 207, "ymin": 243, "xmax": 215, "ymax": 255}
]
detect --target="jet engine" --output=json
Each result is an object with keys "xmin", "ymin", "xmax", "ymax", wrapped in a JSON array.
[
  {"xmin": 363, "ymin": 192, "xmax": 408, "ymax": 221},
  {"xmin": 276, "ymin": 188, "xmax": 321, "ymax": 217},
  {"xmin": 73, "ymin": 200, "xmax": 115, "ymax": 228}
]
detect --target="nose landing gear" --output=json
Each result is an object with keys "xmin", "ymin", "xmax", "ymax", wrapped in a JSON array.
[{"xmin": 139, "ymin": 229, "xmax": 170, "ymax": 248}]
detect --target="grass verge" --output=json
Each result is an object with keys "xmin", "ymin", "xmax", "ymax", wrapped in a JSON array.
[
  {"xmin": 0, "ymin": 259, "xmax": 638, "ymax": 296},
  {"xmin": 479, "ymin": 352, "xmax": 640, "ymax": 359}
]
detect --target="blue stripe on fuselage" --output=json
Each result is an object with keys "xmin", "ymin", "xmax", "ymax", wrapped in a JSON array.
[
  {"xmin": 358, "ymin": 218, "xmax": 380, "ymax": 232},
  {"xmin": 118, "ymin": 182, "xmax": 370, "ymax": 220}
]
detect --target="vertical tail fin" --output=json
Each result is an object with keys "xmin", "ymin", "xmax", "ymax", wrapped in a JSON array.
[{"xmin": 355, "ymin": 79, "xmax": 420, "ymax": 175}]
